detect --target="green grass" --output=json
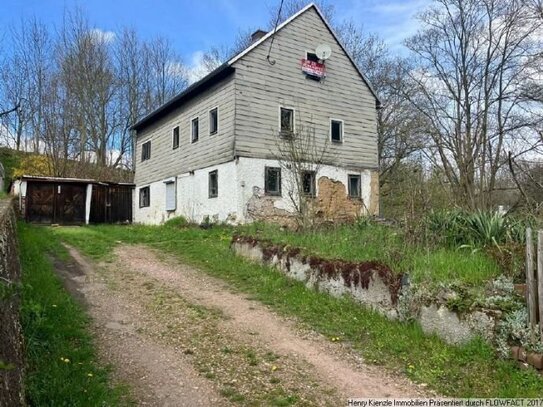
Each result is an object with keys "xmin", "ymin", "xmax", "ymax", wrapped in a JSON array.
[
  {"xmin": 19, "ymin": 222, "xmax": 128, "ymax": 406},
  {"xmin": 237, "ymin": 222, "xmax": 501, "ymax": 288},
  {"xmin": 49, "ymin": 223, "xmax": 543, "ymax": 397}
]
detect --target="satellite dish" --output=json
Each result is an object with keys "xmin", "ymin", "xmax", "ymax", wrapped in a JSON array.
[{"xmin": 315, "ymin": 43, "xmax": 332, "ymax": 60}]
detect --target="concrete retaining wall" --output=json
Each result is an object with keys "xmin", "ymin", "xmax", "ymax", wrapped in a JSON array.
[
  {"xmin": 231, "ymin": 236, "xmax": 402, "ymax": 318},
  {"xmin": 232, "ymin": 236, "xmax": 498, "ymax": 346},
  {"xmin": 0, "ymin": 199, "xmax": 25, "ymax": 406}
]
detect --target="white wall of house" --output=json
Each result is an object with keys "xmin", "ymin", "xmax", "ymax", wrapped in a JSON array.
[{"xmin": 134, "ymin": 157, "xmax": 373, "ymax": 225}]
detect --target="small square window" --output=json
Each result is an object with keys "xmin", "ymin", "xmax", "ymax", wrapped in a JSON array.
[
  {"xmin": 301, "ymin": 170, "xmax": 316, "ymax": 197},
  {"xmin": 139, "ymin": 186, "xmax": 150, "ymax": 208},
  {"xmin": 331, "ymin": 119, "xmax": 343, "ymax": 143},
  {"xmin": 172, "ymin": 126, "xmax": 180, "ymax": 149},
  {"xmin": 209, "ymin": 108, "xmax": 218, "ymax": 135},
  {"xmin": 348, "ymin": 174, "xmax": 361, "ymax": 198},
  {"xmin": 265, "ymin": 167, "xmax": 281, "ymax": 196},
  {"xmin": 280, "ymin": 107, "xmax": 294, "ymax": 135},
  {"xmin": 141, "ymin": 141, "xmax": 151, "ymax": 161},
  {"xmin": 191, "ymin": 117, "xmax": 199, "ymax": 143},
  {"xmin": 209, "ymin": 170, "xmax": 218, "ymax": 198},
  {"xmin": 307, "ymin": 52, "xmax": 320, "ymax": 63}
]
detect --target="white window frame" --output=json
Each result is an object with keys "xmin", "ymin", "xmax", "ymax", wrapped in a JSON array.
[
  {"xmin": 305, "ymin": 50, "xmax": 320, "ymax": 62},
  {"xmin": 348, "ymin": 174, "xmax": 361, "ymax": 199},
  {"xmin": 139, "ymin": 185, "xmax": 150, "ymax": 208},
  {"xmin": 141, "ymin": 140, "xmax": 151, "ymax": 161},
  {"xmin": 209, "ymin": 106, "xmax": 219, "ymax": 135},
  {"xmin": 172, "ymin": 126, "xmax": 180, "ymax": 149},
  {"xmin": 190, "ymin": 116, "xmax": 199, "ymax": 143},
  {"xmin": 164, "ymin": 178, "xmax": 176, "ymax": 211},
  {"xmin": 330, "ymin": 118, "xmax": 344, "ymax": 143},
  {"xmin": 278, "ymin": 105, "xmax": 296, "ymax": 135}
]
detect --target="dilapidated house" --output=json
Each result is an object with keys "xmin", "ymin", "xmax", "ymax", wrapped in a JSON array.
[{"xmin": 132, "ymin": 3, "xmax": 380, "ymax": 225}]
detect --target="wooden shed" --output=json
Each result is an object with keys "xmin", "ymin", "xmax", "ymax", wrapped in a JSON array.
[{"xmin": 15, "ymin": 176, "xmax": 134, "ymax": 225}]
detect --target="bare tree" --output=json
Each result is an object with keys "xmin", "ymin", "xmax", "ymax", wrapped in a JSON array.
[
  {"xmin": 403, "ymin": 0, "xmax": 542, "ymax": 210},
  {"xmin": 273, "ymin": 122, "xmax": 331, "ymax": 229}
]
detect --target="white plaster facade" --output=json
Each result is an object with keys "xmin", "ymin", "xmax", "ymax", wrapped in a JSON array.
[{"xmin": 134, "ymin": 156, "xmax": 373, "ymax": 225}]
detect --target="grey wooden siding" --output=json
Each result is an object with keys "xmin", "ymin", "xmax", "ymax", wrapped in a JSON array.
[
  {"xmin": 135, "ymin": 75, "xmax": 236, "ymax": 186},
  {"xmin": 232, "ymin": 7, "xmax": 378, "ymax": 170}
]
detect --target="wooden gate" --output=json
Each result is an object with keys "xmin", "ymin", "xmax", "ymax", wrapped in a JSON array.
[
  {"xmin": 89, "ymin": 184, "xmax": 132, "ymax": 224},
  {"xmin": 26, "ymin": 181, "xmax": 86, "ymax": 224},
  {"xmin": 525, "ymin": 228, "xmax": 543, "ymax": 342}
]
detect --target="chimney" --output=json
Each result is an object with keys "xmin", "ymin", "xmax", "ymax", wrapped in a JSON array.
[{"xmin": 251, "ymin": 29, "xmax": 268, "ymax": 44}]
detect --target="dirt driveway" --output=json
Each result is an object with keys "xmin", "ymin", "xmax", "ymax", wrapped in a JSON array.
[{"xmin": 56, "ymin": 244, "xmax": 428, "ymax": 406}]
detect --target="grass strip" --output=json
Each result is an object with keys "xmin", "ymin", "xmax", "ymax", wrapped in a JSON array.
[{"xmin": 19, "ymin": 222, "xmax": 127, "ymax": 406}]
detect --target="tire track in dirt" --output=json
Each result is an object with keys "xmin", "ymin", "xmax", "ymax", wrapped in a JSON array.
[{"xmin": 112, "ymin": 244, "xmax": 429, "ymax": 399}]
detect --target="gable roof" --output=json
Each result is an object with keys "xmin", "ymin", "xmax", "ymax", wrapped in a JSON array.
[{"xmin": 132, "ymin": 3, "xmax": 380, "ymax": 132}]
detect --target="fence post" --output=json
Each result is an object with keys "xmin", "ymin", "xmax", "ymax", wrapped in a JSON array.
[
  {"xmin": 526, "ymin": 228, "xmax": 537, "ymax": 339},
  {"xmin": 538, "ymin": 230, "xmax": 543, "ymax": 342}
]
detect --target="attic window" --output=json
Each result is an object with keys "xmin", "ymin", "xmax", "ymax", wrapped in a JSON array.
[
  {"xmin": 330, "ymin": 119, "xmax": 343, "ymax": 143},
  {"xmin": 307, "ymin": 52, "xmax": 320, "ymax": 63}
]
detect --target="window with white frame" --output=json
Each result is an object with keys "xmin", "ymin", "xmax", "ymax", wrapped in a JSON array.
[
  {"xmin": 301, "ymin": 170, "xmax": 316, "ymax": 197},
  {"xmin": 209, "ymin": 107, "xmax": 218, "ymax": 135},
  {"xmin": 165, "ymin": 181, "xmax": 176, "ymax": 211},
  {"xmin": 208, "ymin": 170, "xmax": 218, "ymax": 198},
  {"xmin": 348, "ymin": 174, "xmax": 361, "ymax": 198},
  {"xmin": 139, "ymin": 186, "xmax": 150, "ymax": 208},
  {"xmin": 172, "ymin": 126, "xmax": 180, "ymax": 149},
  {"xmin": 330, "ymin": 119, "xmax": 343, "ymax": 143},
  {"xmin": 280, "ymin": 107, "xmax": 294, "ymax": 135},
  {"xmin": 265, "ymin": 167, "xmax": 281, "ymax": 196},
  {"xmin": 191, "ymin": 117, "xmax": 199, "ymax": 143},
  {"xmin": 141, "ymin": 141, "xmax": 151, "ymax": 161}
]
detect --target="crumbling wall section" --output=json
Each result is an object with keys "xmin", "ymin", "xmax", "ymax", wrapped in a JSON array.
[
  {"xmin": 0, "ymin": 199, "xmax": 25, "ymax": 406},
  {"xmin": 315, "ymin": 176, "xmax": 364, "ymax": 222}
]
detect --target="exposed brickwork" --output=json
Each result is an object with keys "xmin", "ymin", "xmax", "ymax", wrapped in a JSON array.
[
  {"xmin": 0, "ymin": 199, "xmax": 25, "ymax": 406},
  {"xmin": 315, "ymin": 176, "xmax": 363, "ymax": 222},
  {"xmin": 245, "ymin": 187, "xmax": 296, "ymax": 227},
  {"xmin": 368, "ymin": 171, "xmax": 379, "ymax": 216}
]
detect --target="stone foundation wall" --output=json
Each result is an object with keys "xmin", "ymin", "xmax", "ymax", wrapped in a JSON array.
[
  {"xmin": 231, "ymin": 235, "xmax": 402, "ymax": 318},
  {"xmin": 0, "ymin": 199, "xmax": 25, "ymax": 406},
  {"xmin": 231, "ymin": 235, "xmax": 498, "ymax": 346}
]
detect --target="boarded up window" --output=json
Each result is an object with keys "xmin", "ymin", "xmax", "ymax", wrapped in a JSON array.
[
  {"xmin": 165, "ymin": 181, "xmax": 176, "ymax": 211},
  {"xmin": 348, "ymin": 174, "xmax": 361, "ymax": 198},
  {"xmin": 141, "ymin": 141, "xmax": 151, "ymax": 161},
  {"xmin": 280, "ymin": 107, "xmax": 294, "ymax": 135},
  {"xmin": 209, "ymin": 170, "xmax": 218, "ymax": 198},
  {"xmin": 172, "ymin": 126, "xmax": 180, "ymax": 149},
  {"xmin": 265, "ymin": 167, "xmax": 281, "ymax": 196},
  {"xmin": 139, "ymin": 186, "xmax": 150, "ymax": 208},
  {"xmin": 191, "ymin": 117, "xmax": 199, "ymax": 143},
  {"xmin": 301, "ymin": 171, "xmax": 316, "ymax": 197},
  {"xmin": 330, "ymin": 120, "xmax": 343, "ymax": 143},
  {"xmin": 209, "ymin": 108, "xmax": 218, "ymax": 135}
]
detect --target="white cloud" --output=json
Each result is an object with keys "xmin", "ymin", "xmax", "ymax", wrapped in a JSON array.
[
  {"xmin": 185, "ymin": 51, "xmax": 212, "ymax": 85},
  {"xmin": 88, "ymin": 28, "xmax": 116, "ymax": 44}
]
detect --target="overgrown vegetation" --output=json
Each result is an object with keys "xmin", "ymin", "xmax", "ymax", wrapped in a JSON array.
[
  {"xmin": 18, "ymin": 223, "xmax": 127, "ymax": 405},
  {"xmin": 49, "ymin": 222, "xmax": 543, "ymax": 397},
  {"xmin": 238, "ymin": 219, "xmax": 502, "ymax": 289}
]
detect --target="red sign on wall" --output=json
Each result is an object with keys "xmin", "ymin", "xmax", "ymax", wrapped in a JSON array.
[{"xmin": 301, "ymin": 59, "xmax": 326, "ymax": 78}]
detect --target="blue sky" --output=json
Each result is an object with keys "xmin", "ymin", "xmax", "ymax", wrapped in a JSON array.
[{"xmin": 2, "ymin": 0, "xmax": 430, "ymax": 70}]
